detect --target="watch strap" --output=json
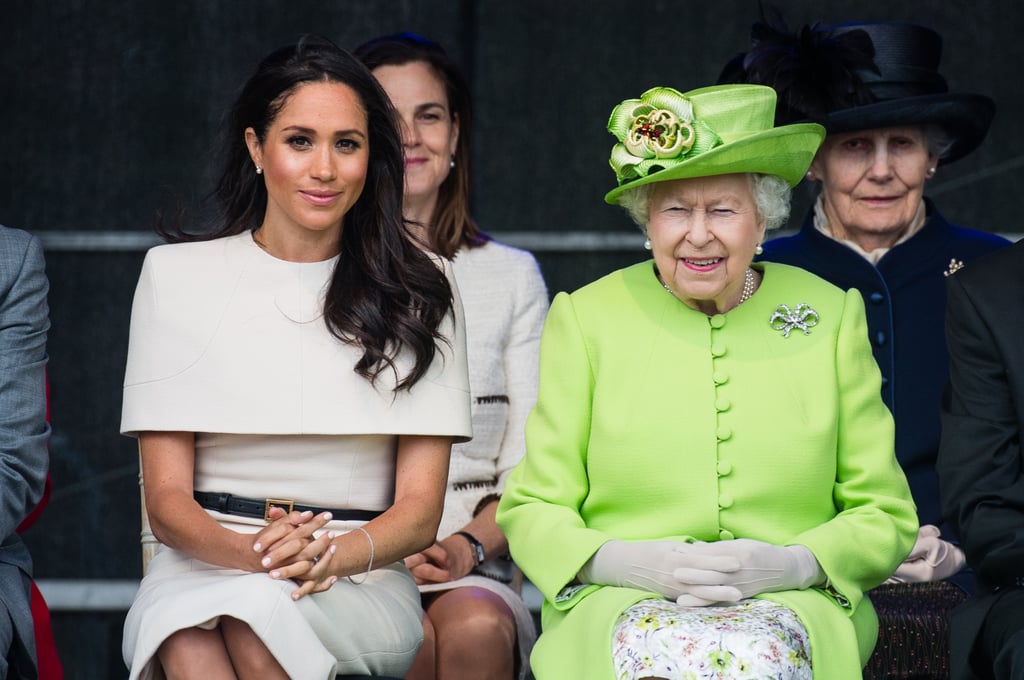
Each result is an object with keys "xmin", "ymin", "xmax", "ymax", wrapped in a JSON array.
[{"xmin": 455, "ymin": 530, "xmax": 485, "ymax": 565}]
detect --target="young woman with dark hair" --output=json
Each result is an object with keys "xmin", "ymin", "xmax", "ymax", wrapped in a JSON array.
[{"xmin": 121, "ymin": 35, "xmax": 471, "ymax": 679}]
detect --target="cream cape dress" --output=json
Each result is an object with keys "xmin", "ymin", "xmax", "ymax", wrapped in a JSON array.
[{"xmin": 120, "ymin": 232, "xmax": 472, "ymax": 679}]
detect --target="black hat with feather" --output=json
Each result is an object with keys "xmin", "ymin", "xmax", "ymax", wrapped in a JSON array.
[{"xmin": 718, "ymin": 7, "xmax": 994, "ymax": 163}]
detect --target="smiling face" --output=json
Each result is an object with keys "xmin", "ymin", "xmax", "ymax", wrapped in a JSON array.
[
  {"xmin": 371, "ymin": 61, "xmax": 459, "ymax": 225},
  {"xmin": 809, "ymin": 125, "xmax": 938, "ymax": 252},
  {"xmin": 646, "ymin": 173, "xmax": 766, "ymax": 315},
  {"xmin": 244, "ymin": 80, "xmax": 369, "ymax": 250}
]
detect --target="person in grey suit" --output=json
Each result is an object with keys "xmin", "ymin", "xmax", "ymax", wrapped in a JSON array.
[
  {"xmin": 939, "ymin": 238, "xmax": 1024, "ymax": 679},
  {"xmin": 0, "ymin": 224, "xmax": 51, "ymax": 679}
]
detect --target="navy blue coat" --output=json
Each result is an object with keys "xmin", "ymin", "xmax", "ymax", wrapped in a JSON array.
[{"xmin": 760, "ymin": 200, "xmax": 1008, "ymax": 530}]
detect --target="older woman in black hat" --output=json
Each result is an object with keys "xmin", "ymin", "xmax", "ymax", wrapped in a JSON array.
[{"xmin": 721, "ymin": 17, "xmax": 1009, "ymax": 591}]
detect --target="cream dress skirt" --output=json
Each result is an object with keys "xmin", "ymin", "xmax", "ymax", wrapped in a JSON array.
[{"xmin": 123, "ymin": 433, "xmax": 425, "ymax": 680}]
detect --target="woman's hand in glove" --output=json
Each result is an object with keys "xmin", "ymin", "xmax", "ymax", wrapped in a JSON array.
[
  {"xmin": 885, "ymin": 525, "xmax": 966, "ymax": 584},
  {"xmin": 672, "ymin": 538, "xmax": 824, "ymax": 603},
  {"xmin": 578, "ymin": 540, "xmax": 744, "ymax": 606}
]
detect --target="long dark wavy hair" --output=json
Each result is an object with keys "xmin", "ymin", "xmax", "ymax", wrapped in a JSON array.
[
  {"xmin": 163, "ymin": 34, "xmax": 453, "ymax": 391},
  {"xmin": 354, "ymin": 32, "xmax": 487, "ymax": 260}
]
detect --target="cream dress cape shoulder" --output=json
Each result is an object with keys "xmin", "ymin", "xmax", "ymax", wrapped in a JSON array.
[{"xmin": 121, "ymin": 231, "xmax": 471, "ymax": 438}]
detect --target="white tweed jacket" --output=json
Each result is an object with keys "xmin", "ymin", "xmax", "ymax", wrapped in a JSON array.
[{"xmin": 437, "ymin": 239, "xmax": 548, "ymax": 538}]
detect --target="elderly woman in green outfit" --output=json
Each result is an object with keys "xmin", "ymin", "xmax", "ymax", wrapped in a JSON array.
[{"xmin": 497, "ymin": 84, "xmax": 918, "ymax": 679}]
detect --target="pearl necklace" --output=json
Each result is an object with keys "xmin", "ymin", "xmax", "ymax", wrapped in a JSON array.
[
  {"xmin": 738, "ymin": 267, "xmax": 756, "ymax": 305},
  {"xmin": 661, "ymin": 267, "xmax": 757, "ymax": 308}
]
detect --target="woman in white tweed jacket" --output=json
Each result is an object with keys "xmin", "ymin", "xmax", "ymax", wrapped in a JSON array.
[{"xmin": 356, "ymin": 33, "xmax": 548, "ymax": 680}]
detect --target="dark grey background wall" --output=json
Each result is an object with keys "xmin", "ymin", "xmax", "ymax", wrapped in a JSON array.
[{"xmin": 4, "ymin": 1, "xmax": 1022, "ymax": 676}]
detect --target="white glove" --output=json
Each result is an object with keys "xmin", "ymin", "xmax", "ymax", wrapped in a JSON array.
[
  {"xmin": 885, "ymin": 525, "xmax": 967, "ymax": 584},
  {"xmin": 672, "ymin": 538, "xmax": 824, "ymax": 603},
  {"xmin": 579, "ymin": 540, "xmax": 743, "ymax": 605}
]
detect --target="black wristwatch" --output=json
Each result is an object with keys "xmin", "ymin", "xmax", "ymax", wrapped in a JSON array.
[{"xmin": 455, "ymin": 530, "xmax": 485, "ymax": 566}]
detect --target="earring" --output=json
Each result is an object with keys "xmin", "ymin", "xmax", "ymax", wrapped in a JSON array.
[
  {"xmin": 643, "ymin": 239, "xmax": 652, "ymax": 251},
  {"xmin": 255, "ymin": 165, "xmax": 263, "ymax": 175},
  {"xmin": 927, "ymin": 167, "xmax": 936, "ymax": 177},
  {"xmin": 805, "ymin": 170, "xmax": 814, "ymax": 180},
  {"xmin": 754, "ymin": 243, "xmax": 764, "ymax": 256},
  {"xmin": 449, "ymin": 157, "xmax": 456, "ymax": 169}
]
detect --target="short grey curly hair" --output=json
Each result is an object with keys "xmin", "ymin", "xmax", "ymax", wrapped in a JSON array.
[{"xmin": 616, "ymin": 173, "xmax": 792, "ymax": 232}]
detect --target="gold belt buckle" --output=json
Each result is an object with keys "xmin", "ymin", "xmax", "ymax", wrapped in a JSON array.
[{"xmin": 264, "ymin": 498, "xmax": 294, "ymax": 521}]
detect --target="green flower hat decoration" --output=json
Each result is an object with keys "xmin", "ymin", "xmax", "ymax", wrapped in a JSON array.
[
  {"xmin": 609, "ymin": 87, "xmax": 723, "ymax": 185},
  {"xmin": 604, "ymin": 84, "xmax": 826, "ymax": 205}
]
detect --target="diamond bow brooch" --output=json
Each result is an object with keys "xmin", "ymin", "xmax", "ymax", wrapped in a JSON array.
[{"xmin": 769, "ymin": 303, "xmax": 819, "ymax": 338}]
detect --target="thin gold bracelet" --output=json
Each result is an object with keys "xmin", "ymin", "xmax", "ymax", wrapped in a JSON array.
[{"xmin": 347, "ymin": 526, "xmax": 374, "ymax": 585}]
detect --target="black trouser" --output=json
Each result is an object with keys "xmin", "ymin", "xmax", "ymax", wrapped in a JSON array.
[{"xmin": 975, "ymin": 588, "xmax": 1024, "ymax": 679}]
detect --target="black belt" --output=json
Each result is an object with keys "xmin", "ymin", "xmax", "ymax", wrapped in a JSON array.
[{"xmin": 194, "ymin": 491, "xmax": 383, "ymax": 522}]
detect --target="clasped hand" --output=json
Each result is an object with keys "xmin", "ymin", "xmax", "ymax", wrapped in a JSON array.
[
  {"xmin": 251, "ymin": 507, "xmax": 338, "ymax": 600},
  {"xmin": 404, "ymin": 534, "xmax": 476, "ymax": 586},
  {"xmin": 885, "ymin": 524, "xmax": 966, "ymax": 584},
  {"xmin": 582, "ymin": 538, "xmax": 822, "ymax": 606}
]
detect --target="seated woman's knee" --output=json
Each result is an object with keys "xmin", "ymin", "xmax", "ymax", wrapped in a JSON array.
[{"xmin": 435, "ymin": 590, "xmax": 515, "ymax": 648}]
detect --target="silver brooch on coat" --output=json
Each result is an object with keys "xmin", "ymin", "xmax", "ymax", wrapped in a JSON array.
[
  {"xmin": 943, "ymin": 258, "xmax": 965, "ymax": 277},
  {"xmin": 769, "ymin": 303, "xmax": 819, "ymax": 337}
]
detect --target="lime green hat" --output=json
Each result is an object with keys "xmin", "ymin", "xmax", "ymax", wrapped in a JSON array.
[{"xmin": 604, "ymin": 84, "xmax": 825, "ymax": 204}]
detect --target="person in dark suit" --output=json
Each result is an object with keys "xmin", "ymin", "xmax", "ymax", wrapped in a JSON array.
[
  {"xmin": 939, "ymin": 239, "xmax": 1024, "ymax": 679},
  {"xmin": 0, "ymin": 224, "xmax": 51, "ymax": 679}
]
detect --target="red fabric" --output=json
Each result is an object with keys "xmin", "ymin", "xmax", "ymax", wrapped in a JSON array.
[
  {"xmin": 15, "ymin": 374, "xmax": 63, "ymax": 679},
  {"xmin": 18, "ymin": 474, "xmax": 63, "ymax": 680},
  {"xmin": 29, "ymin": 581, "xmax": 62, "ymax": 680}
]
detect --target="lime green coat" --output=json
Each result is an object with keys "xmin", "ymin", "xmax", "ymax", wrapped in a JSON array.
[{"xmin": 497, "ymin": 261, "xmax": 917, "ymax": 679}]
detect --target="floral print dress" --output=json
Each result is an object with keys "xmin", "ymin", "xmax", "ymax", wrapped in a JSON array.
[{"xmin": 612, "ymin": 598, "xmax": 812, "ymax": 679}]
